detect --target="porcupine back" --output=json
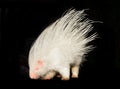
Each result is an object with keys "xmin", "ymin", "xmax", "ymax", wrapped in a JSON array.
[{"xmin": 29, "ymin": 9, "xmax": 97, "ymax": 65}]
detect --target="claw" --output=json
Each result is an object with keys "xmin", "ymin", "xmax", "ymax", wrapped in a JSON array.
[
  {"xmin": 71, "ymin": 74, "xmax": 78, "ymax": 78},
  {"xmin": 61, "ymin": 77, "xmax": 69, "ymax": 80}
]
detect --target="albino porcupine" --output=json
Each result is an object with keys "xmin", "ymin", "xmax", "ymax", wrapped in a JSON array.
[{"xmin": 28, "ymin": 9, "xmax": 97, "ymax": 80}]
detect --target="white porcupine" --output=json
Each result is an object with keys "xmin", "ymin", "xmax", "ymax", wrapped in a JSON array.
[{"xmin": 28, "ymin": 9, "xmax": 97, "ymax": 80}]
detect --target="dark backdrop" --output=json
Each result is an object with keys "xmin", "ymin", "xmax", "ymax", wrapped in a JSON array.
[{"xmin": 1, "ymin": 0, "xmax": 120, "ymax": 88}]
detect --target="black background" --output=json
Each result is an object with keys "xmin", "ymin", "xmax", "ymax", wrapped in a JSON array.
[{"xmin": 1, "ymin": 0, "xmax": 120, "ymax": 88}]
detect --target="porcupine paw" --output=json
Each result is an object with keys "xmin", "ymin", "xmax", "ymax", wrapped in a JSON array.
[
  {"xmin": 42, "ymin": 71, "xmax": 56, "ymax": 80},
  {"xmin": 71, "ymin": 74, "xmax": 78, "ymax": 78},
  {"xmin": 71, "ymin": 66, "xmax": 79, "ymax": 78}
]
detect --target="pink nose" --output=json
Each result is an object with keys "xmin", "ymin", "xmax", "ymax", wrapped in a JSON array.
[{"xmin": 29, "ymin": 72, "xmax": 39, "ymax": 79}]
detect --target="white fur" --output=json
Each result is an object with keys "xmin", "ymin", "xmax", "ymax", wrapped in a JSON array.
[{"xmin": 28, "ymin": 9, "xmax": 97, "ymax": 78}]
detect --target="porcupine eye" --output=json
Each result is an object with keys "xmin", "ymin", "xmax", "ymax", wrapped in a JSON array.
[{"xmin": 34, "ymin": 60, "xmax": 44, "ymax": 71}]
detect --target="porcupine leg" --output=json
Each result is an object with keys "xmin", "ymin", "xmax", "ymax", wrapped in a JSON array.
[
  {"xmin": 71, "ymin": 65, "xmax": 79, "ymax": 78},
  {"xmin": 59, "ymin": 65, "xmax": 70, "ymax": 80},
  {"xmin": 42, "ymin": 70, "xmax": 56, "ymax": 80}
]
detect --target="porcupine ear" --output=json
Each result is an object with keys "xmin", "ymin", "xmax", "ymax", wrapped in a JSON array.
[{"xmin": 37, "ymin": 60, "xmax": 44, "ymax": 66}]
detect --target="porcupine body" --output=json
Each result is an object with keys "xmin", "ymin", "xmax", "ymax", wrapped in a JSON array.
[{"xmin": 28, "ymin": 9, "xmax": 97, "ymax": 80}]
